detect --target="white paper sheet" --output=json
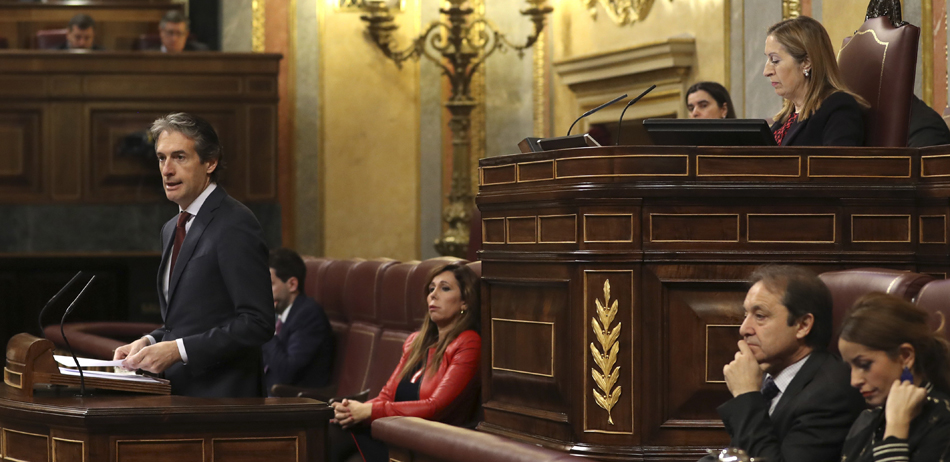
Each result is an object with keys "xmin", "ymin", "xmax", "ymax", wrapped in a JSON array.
[
  {"xmin": 54, "ymin": 355, "xmax": 124, "ymax": 368},
  {"xmin": 58, "ymin": 367, "xmax": 164, "ymax": 383}
]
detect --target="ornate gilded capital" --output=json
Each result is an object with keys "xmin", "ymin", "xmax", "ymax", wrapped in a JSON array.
[
  {"xmin": 582, "ymin": 0, "xmax": 665, "ymax": 26},
  {"xmin": 782, "ymin": 0, "xmax": 802, "ymax": 20}
]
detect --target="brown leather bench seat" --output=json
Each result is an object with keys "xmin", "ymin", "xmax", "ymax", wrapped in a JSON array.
[{"xmin": 272, "ymin": 256, "xmax": 481, "ymax": 401}]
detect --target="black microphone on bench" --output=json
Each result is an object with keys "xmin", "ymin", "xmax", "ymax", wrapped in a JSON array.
[
  {"xmin": 567, "ymin": 93, "xmax": 628, "ymax": 136},
  {"xmin": 60, "ymin": 275, "xmax": 96, "ymax": 396},
  {"xmin": 616, "ymin": 84, "xmax": 656, "ymax": 146},
  {"xmin": 37, "ymin": 271, "xmax": 84, "ymax": 338}
]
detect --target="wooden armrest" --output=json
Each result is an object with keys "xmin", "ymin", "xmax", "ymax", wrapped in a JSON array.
[{"xmin": 270, "ymin": 383, "xmax": 335, "ymax": 400}]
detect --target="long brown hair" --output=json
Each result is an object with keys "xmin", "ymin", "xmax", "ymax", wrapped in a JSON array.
[
  {"xmin": 398, "ymin": 263, "xmax": 480, "ymax": 381},
  {"xmin": 839, "ymin": 292, "xmax": 950, "ymax": 393},
  {"xmin": 768, "ymin": 16, "xmax": 869, "ymax": 124}
]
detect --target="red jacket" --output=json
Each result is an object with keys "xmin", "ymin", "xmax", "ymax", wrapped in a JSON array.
[{"xmin": 368, "ymin": 329, "xmax": 481, "ymax": 425}]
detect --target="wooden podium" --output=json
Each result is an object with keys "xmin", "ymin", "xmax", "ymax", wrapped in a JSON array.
[
  {"xmin": 2, "ymin": 334, "xmax": 332, "ymax": 462},
  {"xmin": 475, "ymin": 145, "xmax": 950, "ymax": 460}
]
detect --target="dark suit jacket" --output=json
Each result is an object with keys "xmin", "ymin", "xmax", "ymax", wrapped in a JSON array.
[
  {"xmin": 150, "ymin": 186, "xmax": 274, "ymax": 397},
  {"xmin": 717, "ymin": 350, "xmax": 866, "ymax": 462},
  {"xmin": 907, "ymin": 95, "xmax": 950, "ymax": 147},
  {"xmin": 771, "ymin": 91, "xmax": 866, "ymax": 146},
  {"xmin": 262, "ymin": 294, "xmax": 333, "ymax": 394}
]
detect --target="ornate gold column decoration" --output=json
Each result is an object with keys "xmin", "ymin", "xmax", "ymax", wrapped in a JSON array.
[
  {"xmin": 360, "ymin": 0, "xmax": 553, "ymax": 258},
  {"xmin": 590, "ymin": 279, "xmax": 621, "ymax": 425},
  {"xmin": 252, "ymin": 0, "xmax": 266, "ymax": 52},
  {"xmin": 782, "ymin": 0, "xmax": 802, "ymax": 20},
  {"xmin": 922, "ymin": 0, "xmax": 933, "ymax": 106},
  {"xmin": 533, "ymin": 29, "xmax": 546, "ymax": 137},
  {"xmin": 582, "ymin": 0, "xmax": 668, "ymax": 25}
]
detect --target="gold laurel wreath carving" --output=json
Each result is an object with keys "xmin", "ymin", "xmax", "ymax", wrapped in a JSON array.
[{"xmin": 590, "ymin": 279, "xmax": 621, "ymax": 425}]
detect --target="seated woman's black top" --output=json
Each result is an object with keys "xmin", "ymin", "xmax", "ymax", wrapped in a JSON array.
[
  {"xmin": 770, "ymin": 91, "xmax": 866, "ymax": 146},
  {"xmin": 840, "ymin": 383, "xmax": 950, "ymax": 461}
]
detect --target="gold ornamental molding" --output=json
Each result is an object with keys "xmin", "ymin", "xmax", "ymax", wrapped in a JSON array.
[
  {"xmin": 590, "ymin": 279, "xmax": 621, "ymax": 425},
  {"xmin": 251, "ymin": 0, "xmax": 265, "ymax": 52},
  {"xmin": 782, "ymin": 0, "xmax": 801, "ymax": 20},
  {"xmin": 582, "ymin": 0, "xmax": 667, "ymax": 26}
]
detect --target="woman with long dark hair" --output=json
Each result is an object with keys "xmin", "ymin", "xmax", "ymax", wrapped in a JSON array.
[
  {"xmin": 330, "ymin": 263, "xmax": 481, "ymax": 462},
  {"xmin": 838, "ymin": 293, "xmax": 950, "ymax": 461}
]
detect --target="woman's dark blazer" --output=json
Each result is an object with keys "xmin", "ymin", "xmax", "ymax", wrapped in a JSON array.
[
  {"xmin": 771, "ymin": 91, "xmax": 866, "ymax": 146},
  {"xmin": 840, "ymin": 384, "xmax": 950, "ymax": 461}
]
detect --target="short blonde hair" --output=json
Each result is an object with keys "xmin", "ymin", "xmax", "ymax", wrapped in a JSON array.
[{"xmin": 768, "ymin": 16, "xmax": 868, "ymax": 124}]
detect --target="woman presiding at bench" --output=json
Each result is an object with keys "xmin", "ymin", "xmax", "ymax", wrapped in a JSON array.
[
  {"xmin": 330, "ymin": 263, "xmax": 481, "ymax": 462},
  {"xmin": 838, "ymin": 293, "xmax": 950, "ymax": 461}
]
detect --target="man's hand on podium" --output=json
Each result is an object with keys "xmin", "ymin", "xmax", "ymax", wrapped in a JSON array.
[
  {"xmin": 113, "ymin": 337, "xmax": 150, "ymax": 362},
  {"xmin": 115, "ymin": 338, "xmax": 182, "ymax": 374}
]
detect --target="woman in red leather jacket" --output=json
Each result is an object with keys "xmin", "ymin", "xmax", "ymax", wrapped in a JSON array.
[{"xmin": 330, "ymin": 263, "xmax": 481, "ymax": 462}]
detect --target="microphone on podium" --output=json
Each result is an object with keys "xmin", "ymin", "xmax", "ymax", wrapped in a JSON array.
[
  {"xmin": 60, "ymin": 275, "xmax": 97, "ymax": 396},
  {"xmin": 37, "ymin": 271, "xmax": 85, "ymax": 338},
  {"xmin": 567, "ymin": 93, "xmax": 628, "ymax": 136},
  {"xmin": 518, "ymin": 93, "xmax": 629, "ymax": 153},
  {"xmin": 616, "ymin": 84, "xmax": 656, "ymax": 146}
]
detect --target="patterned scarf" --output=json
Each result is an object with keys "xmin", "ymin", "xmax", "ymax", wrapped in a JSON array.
[{"xmin": 773, "ymin": 112, "xmax": 799, "ymax": 145}]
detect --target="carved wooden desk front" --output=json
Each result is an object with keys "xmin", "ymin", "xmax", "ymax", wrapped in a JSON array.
[
  {"xmin": 0, "ymin": 386, "xmax": 330, "ymax": 462},
  {"xmin": 475, "ymin": 145, "xmax": 950, "ymax": 460}
]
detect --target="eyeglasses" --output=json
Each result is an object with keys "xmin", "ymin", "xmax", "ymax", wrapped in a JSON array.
[{"xmin": 160, "ymin": 29, "xmax": 186, "ymax": 37}]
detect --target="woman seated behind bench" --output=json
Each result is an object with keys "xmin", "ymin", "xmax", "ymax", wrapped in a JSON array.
[
  {"xmin": 838, "ymin": 293, "xmax": 950, "ymax": 461},
  {"xmin": 330, "ymin": 263, "xmax": 481, "ymax": 462}
]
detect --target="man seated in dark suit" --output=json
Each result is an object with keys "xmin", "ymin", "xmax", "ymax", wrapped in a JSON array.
[
  {"xmin": 155, "ymin": 10, "xmax": 209, "ymax": 53},
  {"xmin": 113, "ymin": 112, "xmax": 274, "ymax": 397},
  {"xmin": 713, "ymin": 265, "xmax": 865, "ymax": 462},
  {"xmin": 58, "ymin": 14, "xmax": 103, "ymax": 51},
  {"xmin": 263, "ymin": 248, "xmax": 333, "ymax": 395}
]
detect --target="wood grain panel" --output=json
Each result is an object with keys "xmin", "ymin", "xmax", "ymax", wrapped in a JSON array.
[
  {"xmin": 506, "ymin": 217, "xmax": 537, "ymax": 244},
  {"xmin": 52, "ymin": 437, "xmax": 83, "ymax": 462},
  {"xmin": 650, "ymin": 214, "xmax": 738, "ymax": 243},
  {"xmin": 663, "ymin": 283, "xmax": 745, "ymax": 426},
  {"xmin": 851, "ymin": 215, "xmax": 911, "ymax": 243},
  {"xmin": 922, "ymin": 154, "xmax": 950, "ymax": 177},
  {"xmin": 538, "ymin": 215, "xmax": 576, "ymax": 243},
  {"xmin": 696, "ymin": 155, "xmax": 800, "ymax": 177},
  {"xmin": 705, "ymin": 325, "xmax": 740, "ymax": 382},
  {"xmin": 0, "ymin": 76, "xmax": 46, "ymax": 98},
  {"xmin": 246, "ymin": 105, "xmax": 277, "ymax": 199},
  {"xmin": 584, "ymin": 214, "xmax": 633, "ymax": 243},
  {"xmin": 920, "ymin": 215, "xmax": 947, "ymax": 244},
  {"xmin": 482, "ymin": 218, "xmax": 506, "ymax": 244},
  {"xmin": 3, "ymin": 429, "xmax": 49, "ymax": 462},
  {"xmin": 747, "ymin": 214, "xmax": 836, "ymax": 243},
  {"xmin": 88, "ymin": 110, "xmax": 164, "ymax": 201},
  {"xmin": 557, "ymin": 155, "xmax": 689, "ymax": 178},
  {"xmin": 84, "ymin": 76, "xmax": 243, "ymax": 98},
  {"xmin": 0, "ymin": 110, "xmax": 41, "ymax": 197},
  {"xmin": 49, "ymin": 103, "xmax": 83, "ymax": 200},
  {"xmin": 116, "ymin": 440, "xmax": 203, "ymax": 461},
  {"xmin": 518, "ymin": 161, "xmax": 554, "ymax": 182},
  {"xmin": 484, "ymin": 278, "xmax": 570, "ymax": 418},
  {"xmin": 492, "ymin": 319, "xmax": 554, "ymax": 376},
  {"xmin": 481, "ymin": 165, "xmax": 516, "ymax": 185},
  {"xmin": 808, "ymin": 156, "xmax": 911, "ymax": 177},
  {"xmin": 212, "ymin": 437, "xmax": 297, "ymax": 461}
]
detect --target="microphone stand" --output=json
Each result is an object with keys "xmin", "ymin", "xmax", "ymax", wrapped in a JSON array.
[
  {"xmin": 37, "ymin": 271, "xmax": 84, "ymax": 338},
  {"xmin": 616, "ymin": 84, "xmax": 657, "ymax": 146},
  {"xmin": 60, "ymin": 275, "xmax": 96, "ymax": 397}
]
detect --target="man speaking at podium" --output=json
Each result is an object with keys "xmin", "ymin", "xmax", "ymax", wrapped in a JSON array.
[{"xmin": 113, "ymin": 113, "xmax": 274, "ymax": 397}]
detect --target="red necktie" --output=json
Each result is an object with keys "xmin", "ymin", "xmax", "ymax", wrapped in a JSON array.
[
  {"xmin": 169, "ymin": 212, "xmax": 191, "ymax": 273},
  {"xmin": 275, "ymin": 318, "xmax": 283, "ymax": 336}
]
